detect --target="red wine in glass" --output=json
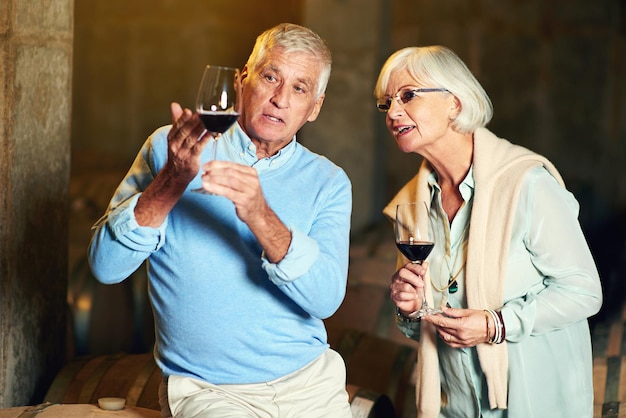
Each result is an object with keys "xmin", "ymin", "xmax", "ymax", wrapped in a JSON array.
[
  {"xmin": 192, "ymin": 64, "xmax": 240, "ymax": 194},
  {"xmin": 198, "ymin": 112, "xmax": 240, "ymax": 134},
  {"xmin": 195, "ymin": 64, "xmax": 240, "ymax": 137},
  {"xmin": 395, "ymin": 202, "xmax": 442, "ymax": 318},
  {"xmin": 396, "ymin": 240, "xmax": 434, "ymax": 264}
]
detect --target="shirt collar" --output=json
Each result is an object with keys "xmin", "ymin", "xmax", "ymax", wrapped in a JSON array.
[
  {"xmin": 221, "ymin": 122, "xmax": 297, "ymax": 172},
  {"xmin": 427, "ymin": 165, "xmax": 475, "ymax": 203}
]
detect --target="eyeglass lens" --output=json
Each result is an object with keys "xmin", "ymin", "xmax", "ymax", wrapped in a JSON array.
[{"xmin": 376, "ymin": 88, "xmax": 448, "ymax": 112}]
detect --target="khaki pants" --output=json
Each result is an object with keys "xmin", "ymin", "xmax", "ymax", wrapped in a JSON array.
[{"xmin": 159, "ymin": 349, "xmax": 352, "ymax": 418}]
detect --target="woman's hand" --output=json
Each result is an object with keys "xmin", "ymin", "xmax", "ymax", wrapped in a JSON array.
[
  {"xmin": 390, "ymin": 262, "xmax": 429, "ymax": 316},
  {"xmin": 422, "ymin": 306, "xmax": 491, "ymax": 348}
]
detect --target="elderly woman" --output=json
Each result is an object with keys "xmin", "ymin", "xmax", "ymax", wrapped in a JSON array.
[{"xmin": 378, "ymin": 46, "xmax": 602, "ymax": 418}]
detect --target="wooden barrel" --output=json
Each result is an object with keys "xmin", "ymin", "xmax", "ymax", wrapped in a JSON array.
[
  {"xmin": 67, "ymin": 256, "xmax": 155, "ymax": 357},
  {"xmin": 347, "ymin": 384, "xmax": 396, "ymax": 418},
  {"xmin": 45, "ymin": 353, "xmax": 161, "ymax": 411},
  {"xmin": 592, "ymin": 303, "xmax": 626, "ymax": 418},
  {"xmin": 0, "ymin": 404, "xmax": 160, "ymax": 418},
  {"xmin": 327, "ymin": 240, "xmax": 404, "ymax": 342},
  {"xmin": 46, "ymin": 351, "xmax": 400, "ymax": 417},
  {"xmin": 329, "ymin": 328, "xmax": 416, "ymax": 418}
]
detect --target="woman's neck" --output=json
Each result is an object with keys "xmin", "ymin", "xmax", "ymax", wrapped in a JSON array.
[
  {"xmin": 427, "ymin": 132, "xmax": 474, "ymax": 223},
  {"xmin": 428, "ymin": 132, "xmax": 474, "ymax": 189}
]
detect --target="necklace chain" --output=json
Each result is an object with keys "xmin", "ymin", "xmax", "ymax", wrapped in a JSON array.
[{"xmin": 431, "ymin": 222, "xmax": 469, "ymax": 294}]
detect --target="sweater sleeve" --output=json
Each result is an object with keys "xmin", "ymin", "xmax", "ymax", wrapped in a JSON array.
[
  {"xmin": 501, "ymin": 167, "xmax": 602, "ymax": 341},
  {"xmin": 262, "ymin": 168, "xmax": 352, "ymax": 320},
  {"xmin": 88, "ymin": 128, "xmax": 168, "ymax": 284}
]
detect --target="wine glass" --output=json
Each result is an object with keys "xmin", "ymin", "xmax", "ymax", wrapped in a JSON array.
[
  {"xmin": 395, "ymin": 202, "xmax": 441, "ymax": 318},
  {"xmin": 192, "ymin": 64, "xmax": 240, "ymax": 194}
]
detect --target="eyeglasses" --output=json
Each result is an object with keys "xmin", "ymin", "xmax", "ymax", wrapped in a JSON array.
[{"xmin": 376, "ymin": 87, "xmax": 449, "ymax": 112}]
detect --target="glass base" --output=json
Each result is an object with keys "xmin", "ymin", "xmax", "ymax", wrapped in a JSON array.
[
  {"xmin": 414, "ymin": 305, "xmax": 443, "ymax": 318},
  {"xmin": 191, "ymin": 187, "xmax": 217, "ymax": 196}
]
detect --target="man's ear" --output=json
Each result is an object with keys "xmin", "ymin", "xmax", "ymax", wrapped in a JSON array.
[
  {"xmin": 307, "ymin": 94, "xmax": 325, "ymax": 122},
  {"xmin": 240, "ymin": 66, "xmax": 249, "ymax": 83}
]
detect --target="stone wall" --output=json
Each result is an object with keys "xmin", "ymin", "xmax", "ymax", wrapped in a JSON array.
[{"xmin": 0, "ymin": 0, "xmax": 73, "ymax": 407}]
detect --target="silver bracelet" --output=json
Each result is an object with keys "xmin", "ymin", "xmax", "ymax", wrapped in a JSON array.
[{"xmin": 486, "ymin": 309, "xmax": 505, "ymax": 344}]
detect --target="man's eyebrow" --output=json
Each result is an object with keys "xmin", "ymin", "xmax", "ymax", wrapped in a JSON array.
[
  {"xmin": 264, "ymin": 64, "xmax": 316, "ymax": 90},
  {"xmin": 297, "ymin": 76, "xmax": 316, "ymax": 89},
  {"xmin": 265, "ymin": 64, "xmax": 279, "ymax": 73}
]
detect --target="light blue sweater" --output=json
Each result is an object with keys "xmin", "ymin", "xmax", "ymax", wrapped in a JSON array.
[{"xmin": 88, "ymin": 122, "xmax": 352, "ymax": 384}]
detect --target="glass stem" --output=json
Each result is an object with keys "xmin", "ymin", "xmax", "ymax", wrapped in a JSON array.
[
  {"xmin": 421, "ymin": 286, "xmax": 430, "ymax": 310},
  {"xmin": 412, "ymin": 260, "xmax": 429, "ymax": 311},
  {"xmin": 211, "ymin": 134, "xmax": 220, "ymax": 160}
]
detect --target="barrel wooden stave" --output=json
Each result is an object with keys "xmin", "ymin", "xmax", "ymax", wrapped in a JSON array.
[
  {"xmin": 347, "ymin": 384, "xmax": 396, "ymax": 418},
  {"xmin": 329, "ymin": 327, "xmax": 416, "ymax": 418},
  {"xmin": 0, "ymin": 404, "xmax": 160, "ymax": 418},
  {"xmin": 47, "ymin": 328, "xmax": 415, "ymax": 417},
  {"xmin": 45, "ymin": 353, "xmax": 161, "ymax": 411}
]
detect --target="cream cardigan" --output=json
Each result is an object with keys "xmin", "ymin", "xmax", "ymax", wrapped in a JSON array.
[{"xmin": 383, "ymin": 128, "xmax": 564, "ymax": 417}]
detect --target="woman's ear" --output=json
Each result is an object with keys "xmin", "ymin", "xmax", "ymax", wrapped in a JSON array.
[{"xmin": 449, "ymin": 96, "xmax": 461, "ymax": 119}]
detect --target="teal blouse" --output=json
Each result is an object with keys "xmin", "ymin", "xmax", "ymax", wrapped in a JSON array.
[{"xmin": 399, "ymin": 165, "xmax": 601, "ymax": 418}]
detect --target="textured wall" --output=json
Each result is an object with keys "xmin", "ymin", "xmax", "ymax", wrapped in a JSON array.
[
  {"xmin": 70, "ymin": 0, "xmax": 626, "ymax": 235},
  {"xmin": 301, "ymin": 0, "xmax": 388, "ymax": 232},
  {"xmin": 369, "ymin": 0, "xmax": 626, "ymax": 225},
  {"xmin": 71, "ymin": 0, "xmax": 303, "ymax": 165},
  {"xmin": 0, "ymin": 0, "xmax": 73, "ymax": 408}
]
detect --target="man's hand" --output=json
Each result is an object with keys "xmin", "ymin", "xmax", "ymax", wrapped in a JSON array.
[
  {"xmin": 135, "ymin": 103, "xmax": 209, "ymax": 227},
  {"xmin": 200, "ymin": 160, "xmax": 291, "ymax": 263},
  {"xmin": 165, "ymin": 102, "xmax": 210, "ymax": 183}
]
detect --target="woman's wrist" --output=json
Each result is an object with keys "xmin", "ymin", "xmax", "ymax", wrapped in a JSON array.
[
  {"xmin": 396, "ymin": 307, "xmax": 421, "ymax": 323},
  {"xmin": 484, "ymin": 309, "xmax": 505, "ymax": 344}
]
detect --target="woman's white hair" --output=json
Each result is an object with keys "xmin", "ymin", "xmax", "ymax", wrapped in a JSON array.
[
  {"xmin": 246, "ymin": 23, "xmax": 332, "ymax": 99},
  {"xmin": 374, "ymin": 46, "xmax": 493, "ymax": 133}
]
